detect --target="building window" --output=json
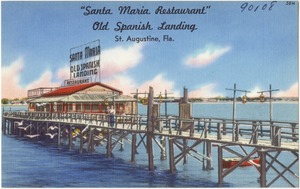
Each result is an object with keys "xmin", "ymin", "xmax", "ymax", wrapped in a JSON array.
[
  {"xmin": 85, "ymin": 104, "xmax": 91, "ymax": 112},
  {"xmin": 57, "ymin": 103, "xmax": 63, "ymax": 112},
  {"xmin": 68, "ymin": 103, "xmax": 73, "ymax": 112},
  {"xmin": 46, "ymin": 104, "xmax": 50, "ymax": 111},
  {"xmin": 92, "ymin": 103, "xmax": 99, "ymax": 112},
  {"xmin": 76, "ymin": 104, "xmax": 81, "ymax": 112}
]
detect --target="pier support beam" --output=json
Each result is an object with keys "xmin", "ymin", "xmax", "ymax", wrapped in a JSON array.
[
  {"xmin": 160, "ymin": 136, "xmax": 167, "ymax": 160},
  {"xmin": 131, "ymin": 133, "xmax": 137, "ymax": 162},
  {"xmin": 106, "ymin": 129, "xmax": 112, "ymax": 159},
  {"xmin": 58, "ymin": 123, "xmax": 61, "ymax": 146},
  {"xmin": 169, "ymin": 138, "xmax": 176, "ymax": 173},
  {"xmin": 2, "ymin": 118, "xmax": 6, "ymax": 135},
  {"xmin": 147, "ymin": 86, "xmax": 154, "ymax": 171},
  {"xmin": 259, "ymin": 149, "xmax": 267, "ymax": 187},
  {"xmin": 217, "ymin": 145, "xmax": 223, "ymax": 186},
  {"xmin": 179, "ymin": 87, "xmax": 191, "ymax": 164},
  {"xmin": 88, "ymin": 128, "xmax": 94, "ymax": 153},
  {"xmin": 252, "ymin": 121, "xmax": 258, "ymax": 144},
  {"xmin": 80, "ymin": 130, "xmax": 84, "ymax": 154},
  {"xmin": 119, "ymin": 138, "xmax": 124, "ymax": 151},
  {"xmin": 11, "ymin": 120, "xmax": 14, "ymax": 135},
  {"xmin": 206, "ymin": 141, "xmax": 212, "ymax": 170},
  {"xmin": 7, "ymin": 119, "xmax": 11, "ymax": 135},
  {"xmin": 183, "ymin": 139, "xmax": 188, "ymax": 164},
  {"xmin": 68, "ymin": 125, "xmax": 72, "ymax": 150}
]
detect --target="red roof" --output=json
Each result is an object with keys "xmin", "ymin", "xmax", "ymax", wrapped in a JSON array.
[{"xmin": 42, "ymin": 82, "xmax": 123, "ymax": 97}]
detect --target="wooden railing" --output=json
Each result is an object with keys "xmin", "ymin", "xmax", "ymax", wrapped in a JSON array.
[{"xmin": 2, "ymin": 111, "xmax": 298, "ymax": 148}]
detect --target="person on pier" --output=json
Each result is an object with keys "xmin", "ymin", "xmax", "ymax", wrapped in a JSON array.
[{"xmin": 109, "ymin": 106, "xmax": 115, "ymax": 127}]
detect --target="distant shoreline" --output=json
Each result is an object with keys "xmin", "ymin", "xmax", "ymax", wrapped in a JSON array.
[
  {"xmin": 1, "ymin": 101, "xmax": 298, "ymax": 106},
  {"xmin": 190, "ymin": 101, "xmax": 299, "ymax": 105},
  {"xmin": 1, "ymin": 104, "xmax": 28, "ymax": 106}
]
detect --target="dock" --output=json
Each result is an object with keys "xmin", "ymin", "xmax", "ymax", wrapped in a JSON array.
[{"xmin": 2, "ymin": 86, "xmax": 299, "ymax": 187}]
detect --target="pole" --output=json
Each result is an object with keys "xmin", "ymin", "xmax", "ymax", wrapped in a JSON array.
[
  {"xmin": 183, "ymin": 87, "xmax": 188, "ymax": 103},
  {"xmin": 269, "ymin": 85, "xmax": 273, "ymax": 143},
  {"xmin": 232, "ymin": 83, "xmax": 236, "ymax": 141},
  {"xmin": 169, "ymin": 138, "xmax": 176, "ymax": 173},
  {"xmin": 257, "ymin": 85, "xmax": 279, "ymax": 121},
  {"xmin": 147, "ymin": 86, "xmax": 154, "ymax": 171},
  {"xmin": 257, "ymin": 85, "xmax": 279, "ymax": 143},
  {"xmin": 68, "ymin": 125, "xmax": 72, "ymax": 150},
  {"xmin": 225, "ymin": 83, "xmax": 250, "ymax": 141},
  {"xmin": 269, "ymin": 84, "xmax": 272, "ymax": 122},
  {"xmin": 165, "ymin": 89, "xmax": 167, "ymax": 117},
  {"xmin": 107, "ymin": 129, "xmax": 112, "ymax": 158},
  {"xmin": 136, "ymin": 89, "xmax": 139, "ymax": 115},
  {"xmin": 218, "ymin": 145, "xmax": 223, "ymax": 186},
  {"xmin": 113, "ymin": 91, "xmax": 115, "ymax": 113},
  {"xmin": 131, "ymin": 133, "xmax": 137, "ymax": 162},
  {"xmin": 259, "ymin": 149, "xmax": 267, "ymax": 187},
  {"xmin": 58, "ymin": 123, "xmax": 61, "ymax": 146}
]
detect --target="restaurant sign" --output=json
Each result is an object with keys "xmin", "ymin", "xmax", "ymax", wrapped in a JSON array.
[
  {"xmin": 69, "ymin": 40, "xmax": 101, "ymax": 82},
  {"xmin": 64, "ymin": 77, "xmax": 92, "ymax": 86}
]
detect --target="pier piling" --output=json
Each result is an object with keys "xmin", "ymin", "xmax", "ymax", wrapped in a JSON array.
[
  {"xmin": 147, "ymin": 86, "xmax": 154, "ymax": 171},
  {"xmin": 169, "ymin": 138, "xmax": 176, "ymax": 173},
  {"xmin": 259, "ymin": 149, "xmax": 267, "ymax": 187},
  {"xmin": 106, "ymin": 129, "xmax": 112, "ymax": 158},
  {"xmin": 131, "ymin": 133, "xmax": 137, "ymax": 162}
]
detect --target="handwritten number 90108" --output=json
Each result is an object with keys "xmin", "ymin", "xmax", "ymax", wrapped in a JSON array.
[{"xmin": 240, "ymin": 1, "xmax": 277, "ymax": 12}]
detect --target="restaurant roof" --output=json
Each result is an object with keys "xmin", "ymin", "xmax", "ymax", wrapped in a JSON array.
[{"xmin": 42, "ymin": 82, "xmax": 123, "ymax": 97}]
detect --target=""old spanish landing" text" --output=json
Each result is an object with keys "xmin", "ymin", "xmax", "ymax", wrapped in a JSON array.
[{"xmin": 111, "ymin": 21, "xmax": 197, "ymax": 33}]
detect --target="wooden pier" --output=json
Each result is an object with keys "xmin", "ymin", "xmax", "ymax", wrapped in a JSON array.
[{"xmin": 2, "ymin": 87, "xmax": 299, "ymax": 187}]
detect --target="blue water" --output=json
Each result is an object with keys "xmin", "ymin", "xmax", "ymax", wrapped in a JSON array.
[
  {"xmin": 2, "ymin": 135, "xmax": 227, "ymax": 187},
  {"xmin": 140, "ymin": 102, "xmax": 299, "ymax": 122},
  {"xmin": 2, "ymin": 103, "xmax": 299, "ymax": 187}
]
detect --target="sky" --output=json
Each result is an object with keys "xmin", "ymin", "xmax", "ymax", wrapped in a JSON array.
[{"xmin": 1, "ymin": 1, "xmax": 299, "ymax": 99}]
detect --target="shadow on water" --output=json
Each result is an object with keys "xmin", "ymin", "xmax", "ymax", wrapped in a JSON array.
[{"xmin": 2, "ymin": 135, "xmax": 228, "ymax": 187}]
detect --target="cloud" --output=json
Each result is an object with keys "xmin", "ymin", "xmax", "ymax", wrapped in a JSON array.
[
  {"xmin": 185, "ymin": 45, "xmax": 231, "ymax": 68},
  {"xmin": 1, "ymin": 58, "xmax": 61, "ymax": 99},
  {"xmin": 1, "ymin": 57, "xmax": 27, "ymax": 98},
  {"xmin": 274, "ymin": 83, "xmax": 298, "ymax": 97},
  {"xmin": 101, "ymin": 44, "xmax": 144, "ymax": 78},
  {"xmin": 138, "ymin": 74, "xmax": 180, "ymax": 97},
  {"xmin": 189, "ymin": 83, "xmax": 223, "ymax": 98},
  {"xmin": 56, "ymin": 65, "xmax": 70, "ymax": 80},
  {"xmin": 243, "ymin": 83, "xmax": 299, "ymax": 98},
  {"xmin": 104, "ymin": 73, "xmax": 180, "ymax": 97},
  {"xmin": 104, "ymin": 74, "xmax": 138, "ymax": 95},
  {"xmin": 26, "ymin": 71, "xmax": 61, "ymax": 90}
]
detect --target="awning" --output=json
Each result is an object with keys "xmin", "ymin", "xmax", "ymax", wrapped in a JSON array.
[
  {"xmin": 29, "ymin": 93, "xmax": 136, "ymax": 103},
  {"xmin": 30, "ymin": 96, "xmax": 65, "ymax": 103}
]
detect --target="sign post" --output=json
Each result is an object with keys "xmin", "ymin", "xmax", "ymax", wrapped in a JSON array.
[
  {"xmin": 257, "ymin": 84, "xmax": 279, "ymax": 122},
  {"xmin": 225, "ymin": 83, "xmax": 250, "ymax": 141},
  {"xmin": 257, "ymin": 85, "xmax": 279, "ymax": 144}
]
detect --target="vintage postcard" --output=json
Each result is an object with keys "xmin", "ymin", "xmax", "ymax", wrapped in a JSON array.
[{"xmin": 1, "ymin": 1, "xmax": 299, "ymax": 188}]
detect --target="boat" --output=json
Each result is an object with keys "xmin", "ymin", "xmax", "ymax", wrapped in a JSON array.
[{"xmin": 222, "ymin": 157, "xmax": 260, "ymax": 168}]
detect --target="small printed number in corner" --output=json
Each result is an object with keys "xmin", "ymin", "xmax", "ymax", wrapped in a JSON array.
[{"xmin": 286, "ymin": 1, "xmax": 296, "ymax": 5}]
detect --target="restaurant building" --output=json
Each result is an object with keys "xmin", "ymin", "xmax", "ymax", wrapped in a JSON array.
[{"xmin": 27, "ymin": 82, "xmax": 137, "ymax": 115}]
